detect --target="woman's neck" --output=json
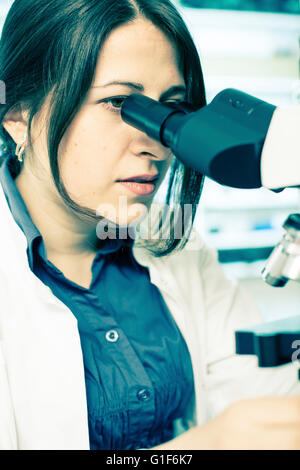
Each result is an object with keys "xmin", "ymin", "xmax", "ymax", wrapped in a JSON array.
[{"xmin": 14, "ymin": 162, "xmax": 100, "ymax": 260}]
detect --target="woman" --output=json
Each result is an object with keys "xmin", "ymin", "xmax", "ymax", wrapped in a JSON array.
[{"xmin": 0, "ymin": 0, "xmax": 299, "ymax": 451}]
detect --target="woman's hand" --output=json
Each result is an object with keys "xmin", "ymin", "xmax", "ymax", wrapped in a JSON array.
[{"xmin": 152, "ymin": 396, "xmax": 300, "ymax": 450}]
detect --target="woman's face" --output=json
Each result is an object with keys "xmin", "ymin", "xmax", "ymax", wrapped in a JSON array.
[{"xmin": 37, "ymin": 18, "xmax": 186, "ymax": 226}]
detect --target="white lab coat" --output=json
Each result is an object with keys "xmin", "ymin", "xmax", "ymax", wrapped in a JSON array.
[{"xmin": 0, "ymin": 182, "xmax": 299, "ymax": 450}]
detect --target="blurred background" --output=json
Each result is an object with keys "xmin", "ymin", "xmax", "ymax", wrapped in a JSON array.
[{"xmin": 0, "ymin": 0, "xmax": 299, "ymax": 321}]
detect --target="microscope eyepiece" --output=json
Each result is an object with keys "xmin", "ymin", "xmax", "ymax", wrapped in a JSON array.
[{"xmin": 121, "ymin": 94, "xmax": 187, "ymax": 145}]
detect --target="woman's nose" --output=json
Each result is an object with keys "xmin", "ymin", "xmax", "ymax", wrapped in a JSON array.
[{"xmin": 128, "ymin": 128, "xmax": 171, "ymax": 161}]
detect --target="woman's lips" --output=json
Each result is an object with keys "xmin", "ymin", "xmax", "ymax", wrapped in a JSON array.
[{"xmin": 117, "ymin": 181, "xmax": 156, "ymax": 195}]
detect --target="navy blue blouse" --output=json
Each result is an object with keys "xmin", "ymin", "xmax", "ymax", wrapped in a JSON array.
[{"xmin": 0, "ymin": 156, "xmax": 195, "ymax": 450}]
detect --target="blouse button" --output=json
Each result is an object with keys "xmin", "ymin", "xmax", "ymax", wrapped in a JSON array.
[
  {"xmin": 105, "ymin": 330, "xmax": 119, "ymax": 342},
  {"xmin": 136, "ymin": 388, "xmax": 151, "ymax": 402}
]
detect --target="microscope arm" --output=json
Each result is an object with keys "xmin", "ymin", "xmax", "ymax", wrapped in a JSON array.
[{"xmin": 261, "ymin": 106, "xmax": 300, "ymax": 190}]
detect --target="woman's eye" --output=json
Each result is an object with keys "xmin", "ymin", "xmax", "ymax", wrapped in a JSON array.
[
  {"xmin": 100, "ymin": 96, "xmax": 185, "ymax": 114},
  {"xmin": 101, "ymin": 96, "xmax": 127, "ymax": 113}
]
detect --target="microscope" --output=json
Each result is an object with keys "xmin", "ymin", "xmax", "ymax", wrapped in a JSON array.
[{"xmin": 121, "ymin": 89, "xmax": 300, "ymax": 375}]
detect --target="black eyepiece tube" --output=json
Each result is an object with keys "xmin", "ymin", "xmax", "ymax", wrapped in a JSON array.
[{"xmin": 120, "ymin": 94, "xmax": 185, "ymax": 145}]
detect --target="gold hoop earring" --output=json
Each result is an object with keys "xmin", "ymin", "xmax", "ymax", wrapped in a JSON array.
[{"xmin": 15, "ymin": 135, "xmax": 27, "ymax": 163}]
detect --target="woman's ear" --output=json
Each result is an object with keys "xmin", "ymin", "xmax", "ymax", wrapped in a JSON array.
[{"xmin": 2, "ymin": 104, "xmax": 29, "ymax": 145}]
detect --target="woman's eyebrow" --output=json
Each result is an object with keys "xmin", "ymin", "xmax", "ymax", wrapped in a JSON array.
[{"xmin": 91, "ymin": 81, "xmax": 186, "ymax": 100}]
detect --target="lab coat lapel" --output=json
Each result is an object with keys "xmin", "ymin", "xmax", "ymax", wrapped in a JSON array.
[
  {"xmin": 132, "ymin": 243, "xmax": 188, "ymax": 341},
  {"xmin": 0, "ymin": 184, "xmax": 90, "ymax": 449}
]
